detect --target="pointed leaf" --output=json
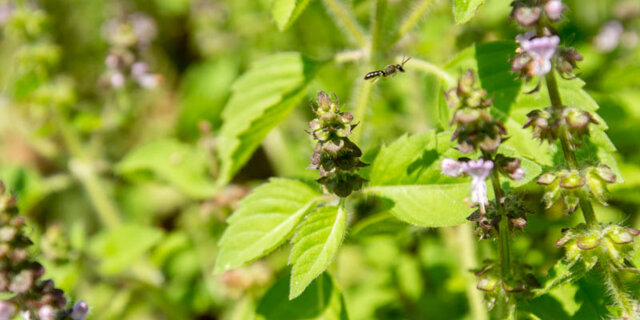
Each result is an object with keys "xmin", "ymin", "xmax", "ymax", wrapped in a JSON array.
[
  {"xmin": 272, "ymin": 0, "xmax": 312, "ymax": 31},
  {"xmin": 256, "ymin": 272, "xmax": 349, "ymax": 320},
  {"xmin": 289, "ymin": 205, "xmax": 347, "ymax": 299},
  {"xmin": 217, "ymin": 52, "xmax": 318, "ymax": 186},
  {"xmin": 215, "ymin": 178, "xmax": 322, "ymax": 274},
  {"xmin": 454, "ymin": 0, "xmax": 485, "ymax": 25}
]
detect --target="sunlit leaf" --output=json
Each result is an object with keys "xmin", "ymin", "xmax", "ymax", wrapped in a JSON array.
[
  {"xmin": 115, "ymin": 138, "xmax": 216, "ymax": 199},
  {"xmin": 217, "ymin": 52, "xmax": 319, "ymax": 186},
  {"xmin": 256, "ymin": 272, "xmax": 349, "ymax": 320},
  {"xmin": 272, "ymin": 0, "xmax": 312, "ymax": 31},
  {"xmin": 215, "ymin": 178, "xmax": 322, "ymax": 274},
  {"xmin": 289, "ymin": 204, "xmax": 347, "ymax": 299},
  {"xmin": 453, "ymin": 0, "xmax": 485, "ymax": 24}
]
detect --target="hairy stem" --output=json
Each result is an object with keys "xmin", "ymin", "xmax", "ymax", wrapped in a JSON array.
[
  {"xmin": 370, "ymin": 0, "xmax": 387, "ymax": 56},
  {"xmin": 404, "ymin": 57, "xmax": 456, "ymax": 86},
  {"xmin": 544, "ymin": 71, "xmax": 598, "ymax": 226},
  {"xmin": 390, "ymin": 0, "xmax": 434, "ymax": 46},
  {"xmin": 322, "ymin": 0, "xmax": 368, "ymax": 48},
  {"xmin": 601, "ymin": 264, "xmax": 636, "ymax": 318},
  {"xmin": 52, "ymin": 108, "xmax": 121, "ymax": 228},
  {"xmin": 488, "ymin": 167, "xmax": 511, "ymax": 280}
]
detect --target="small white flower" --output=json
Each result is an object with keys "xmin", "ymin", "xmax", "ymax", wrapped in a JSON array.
[
  {"xmin": 511, "ymin": 168, "xmax": 525, "ymax": 181},
  {"xmin": 441, "ymin": 158, "xmax": 464, "ymax": 177},
  {"xmin": 38, "ymin": 306, "xmax": 55, "ymax": 320},
  {"xmin": 594, "ymin": 21, "xmax": 623, "ymax": 53},
  {"xmin": 544, "ymin": 0, "xmax": 565, "ymax": 21},
  {"xmin": 441, "ymin": 158, "xmax": 494, "ymax": 212},
  {"xmin": 110, "ymin": 72, "xmax": 125, "ymax": 88},
  {"xmin": 0, "ymin": 302, "xmax": 15, "ymax": 320},
  {"xmin": 520, "ymin": 35, "xmax": 560, "ymax": 75}
]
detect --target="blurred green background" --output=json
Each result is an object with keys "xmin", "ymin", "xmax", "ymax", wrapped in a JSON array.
[{"xmin": 0, "ymin": 0, "xmax": 638, "ymax": 319}]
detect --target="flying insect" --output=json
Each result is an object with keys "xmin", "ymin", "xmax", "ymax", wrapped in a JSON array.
[{"xmin": 364, "ymin": 56, "xmax": 411, "ymax": 84}]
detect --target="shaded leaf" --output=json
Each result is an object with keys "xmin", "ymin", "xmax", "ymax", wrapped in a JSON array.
[
  {"xmin": 256, "ymin": 272, "xmax": 349, "ymax": 320},
  {"xmin": 115, "ymin": 138, "xmax": 216, "ymax": 199},
  {"xmin": 289, "ymin": 204, "xmax": 347, "ymax": 299},
  {"xmin": 215, "ymin": 178, "xmax": 322, "ymax": 274},
  {"xmin": 217, "ymin": 52, "xmax": 319, "ymax": 186},
  {"xmin": 88, "ymin": 224, "xmax": 164, "ymax": 275}
]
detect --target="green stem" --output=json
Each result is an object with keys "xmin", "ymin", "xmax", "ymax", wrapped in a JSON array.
[
  {"xmin": 488, "ymin": 166, "xmax": 511, "ymax": 280},
  {"xmin": 405, "ymin": 57, "xmax": 456, "ymax": 86},
  {"xmin": 351, "ymin": 75, "xmax": 373, "ymax": 144},
  {"xmin": 322, "ymin": 0, "xmax": 368, "ymax": 47},
  {"xmin": 389, "ymin": 0, "xmax": 434, "ymax": 46},
  {"xmin": 52, "ymin": 108, "xmax": 121, "ymax": 228},
  {"xmin": 370, "ymin": 0, "xmax": 387, "ymax": 56},
  {"xmin": 544, "ymin": 71, "xmax": 598, "ymax": 226},
  {"xmin": 452, "ymin": 224, "xmax": 489, "ymax": 320},
  {"xmin": 601, "ymin": 264, "xmax": 636, "ymax": 318}
]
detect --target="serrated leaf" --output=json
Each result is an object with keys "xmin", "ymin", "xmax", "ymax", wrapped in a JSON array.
[
  {"xmin": 535, "ymin": 258, "xmax": 591, "ymax": 296},
  {"xmin": 88, "ymin": 224, "xmax": 164, "ymax": 275},
  {"xmin": 272, "ymin": 0, "xmax": 311, "ymax": 31},
  {"xmin": 289, "ymin": 204, "xmax": 347, "ymax": 299},
  {"xmin": 364, "ymin": 183, "xmax": 472, "ymax": 227},
  {"xmin": 115, "ymin": 138, "xmax": 217, "ymax": 199},
  {"xmin": 215, "ymin": 178, "xmax": 322, "ymax": 274},
  {"xmin": 453, "ymin": 0, "xmax": 485, "ymax": 24},
  {"xmin": 217, "ymin": 52, "xmax": 318, "ymax": 186},
  {"xmin": 365, "ymin": 131, "xmax": 475, "ymax": 227},
  {"xmin": 256, "ymin": 272, "xmax": 348, "ymax": 320}
]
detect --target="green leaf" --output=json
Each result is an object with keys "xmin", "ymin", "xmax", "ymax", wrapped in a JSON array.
[
  {"xmin": 365, "ymin": 131, "xmax": 473, "ymax": 227},
  {"xmin": 535, "ymin": 258, "xmax": 591, "ymax": 297},
  {"xmin": 115, "ymin": 138, "xmax": 217, "ymax": 199},
  {"xmin": 217, "ymin": 52, "xmax": 319, "ymax": 186},
  {"xmin": 256, "ymin": 272, "xmax": 349, "ymax": 320},
  {"xmin": 453, "ymin": 0, "xmax": 485, "ymax": 25},
  {"xmin": 289, "ymin": 204, "xmax": 347, "ymax": 299},
  {"xmin": 215, "ymin": 178, "xmax": 322, "ymax": 274},
  {"xmin": 364, "ymin": 184, "xmax": 472, "ymax": 227},
  {"xmin": 88, "ymin": 224, "xmax": 164, "ymax": 275},
  {"xmin": 520, "ymin": 294, "xmax": 572, "ymax": 320},
  {"xmin": 177, "ymin": 59, "xmax": 238, "ymax": 140},
  {"xmin": 272, "ymin": 0, "xmax": 311, "ymax": 31}
]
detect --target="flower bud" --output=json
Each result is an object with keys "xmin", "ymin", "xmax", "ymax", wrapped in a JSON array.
[
  {"xmin": 477, "ymin": 277, "xmax": 499, "ymax": 292},
  {"xmin": 576, "ymin": 232, "xmax": 601, "ymax": 250},
  {"xmin": 544, "ymin": 0, "xmax": 565, "ymax": 21},
  {"xmin": 513, "ymin": 6, "xmax": 541, "ymax": 27},
  {"xmin": 70, "ymin": 301, "xmax": 89, "ymax": 320},
  {"xmin": 558, "ymin": 170, "xmax": 584, "ymax": 189}
]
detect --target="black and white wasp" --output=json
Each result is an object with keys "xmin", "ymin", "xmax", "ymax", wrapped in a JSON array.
[{"xmin": 364, "ymin": 56, "xmax": 411, "ymax": 84}]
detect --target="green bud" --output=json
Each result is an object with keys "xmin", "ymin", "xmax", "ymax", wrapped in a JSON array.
[
  {"xmin": 559, "ymin": 170, "xmax": 584, "ymax": 189},
  {"xmin": 537, "ymin": 172, "xmax": 557, "ymax": 185},
  {"xmin": 576, "ymin": 232, "xmax": 601, "ymax": 250},
  {"xmin": 477, "ymin": 277, "xmax": 499, "ymax": 292}
]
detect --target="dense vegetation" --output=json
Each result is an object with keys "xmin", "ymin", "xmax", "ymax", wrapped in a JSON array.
[{"xmin": 0, "ymin": 0, "xmax": 639, "ymax": 319}]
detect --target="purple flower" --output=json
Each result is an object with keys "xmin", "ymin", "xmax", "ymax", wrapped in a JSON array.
[
  {"xmin": 520, "ymin": 36, "xmax": 560, "ymax": 75},
  {"xmin": 0, "ymin": 302, "xmax": 15, "ymax": 320},
  {"xmin": 594, "ymin": 21, "xmax": 623, "ymax": 53},
  {"xmin": 441, "ymin": 158, "xmax": 494, "ymax": 212},
  {"xmin": 71, "ymin": 301, "xmax": 89, "ymax": 320}
]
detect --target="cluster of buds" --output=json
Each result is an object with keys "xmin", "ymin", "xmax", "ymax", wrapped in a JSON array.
[
  {"xmin": 445, "ymin": 70, "xmax": 505, "ymax": 154},
  {"xmin": 510, "ymin": 0, "xmax": 583, "ymax": 80},
  {"xmin": 523, "ymin": 107, "xmax": 598, "ymax": 145},
  {"xmin": 536, "ymin": 164, "xmax": 616, "ymax": 214},
  {"xmin": 474, "ymin": 260, "xmax": 539, "ymax": 308},
  {"xmin": 555, "ymin": 223, "xmax": 639, "ymax": 270},
  {"xmin": 308, "ymin": 91, "xmax": 367, "ymax": 197},
  {"xmin": 0, "ymin": 182, "xmax": 88, "ymax": 320},
  {"xmin": 510, "ymin": 0, "xmax": 566, "ymax": 27},
  {"xmin": 467, "ymin": 194, "xmax": 530, "ymax": 239},
  {"xmin": 102, "ymin": 13, "xmax": 160, "ymax": 90}
]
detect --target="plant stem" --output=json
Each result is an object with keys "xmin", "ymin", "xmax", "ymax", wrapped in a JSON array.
[
  {"xmin": 370, "ymin": 0, "xmax": 387, "ymax": 56},
  {"xmin": 488, "ymin": 166, "xmax": 511, "ymax": 280},
  {"xmin": 544, "ymin": 71, "xmax": 598, "ymax": 226},
  {"xmin": 52, "ymin": 108, "xmax": 121, "ymax": 228},
  {"xmin": 405, "ymin": 57, "xmax": 456, "ymax": 86},
  {"xmin": 322, "ymin": 0, "xmax": 368, "ymax": 48},
  {"xmin": 389, "ymin": 0, "xmax": 435, "ymax": 46},
  {"xmin": 351, "ymin": 74, "xmax": 373, "ymax": 144},
  {"xmin": 601, "ymin": 263, "xmax": 636, "ymax": 318},
  {"xmin": 448, "ymin": 224, "xmax": 489, "ymax": 320}
]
